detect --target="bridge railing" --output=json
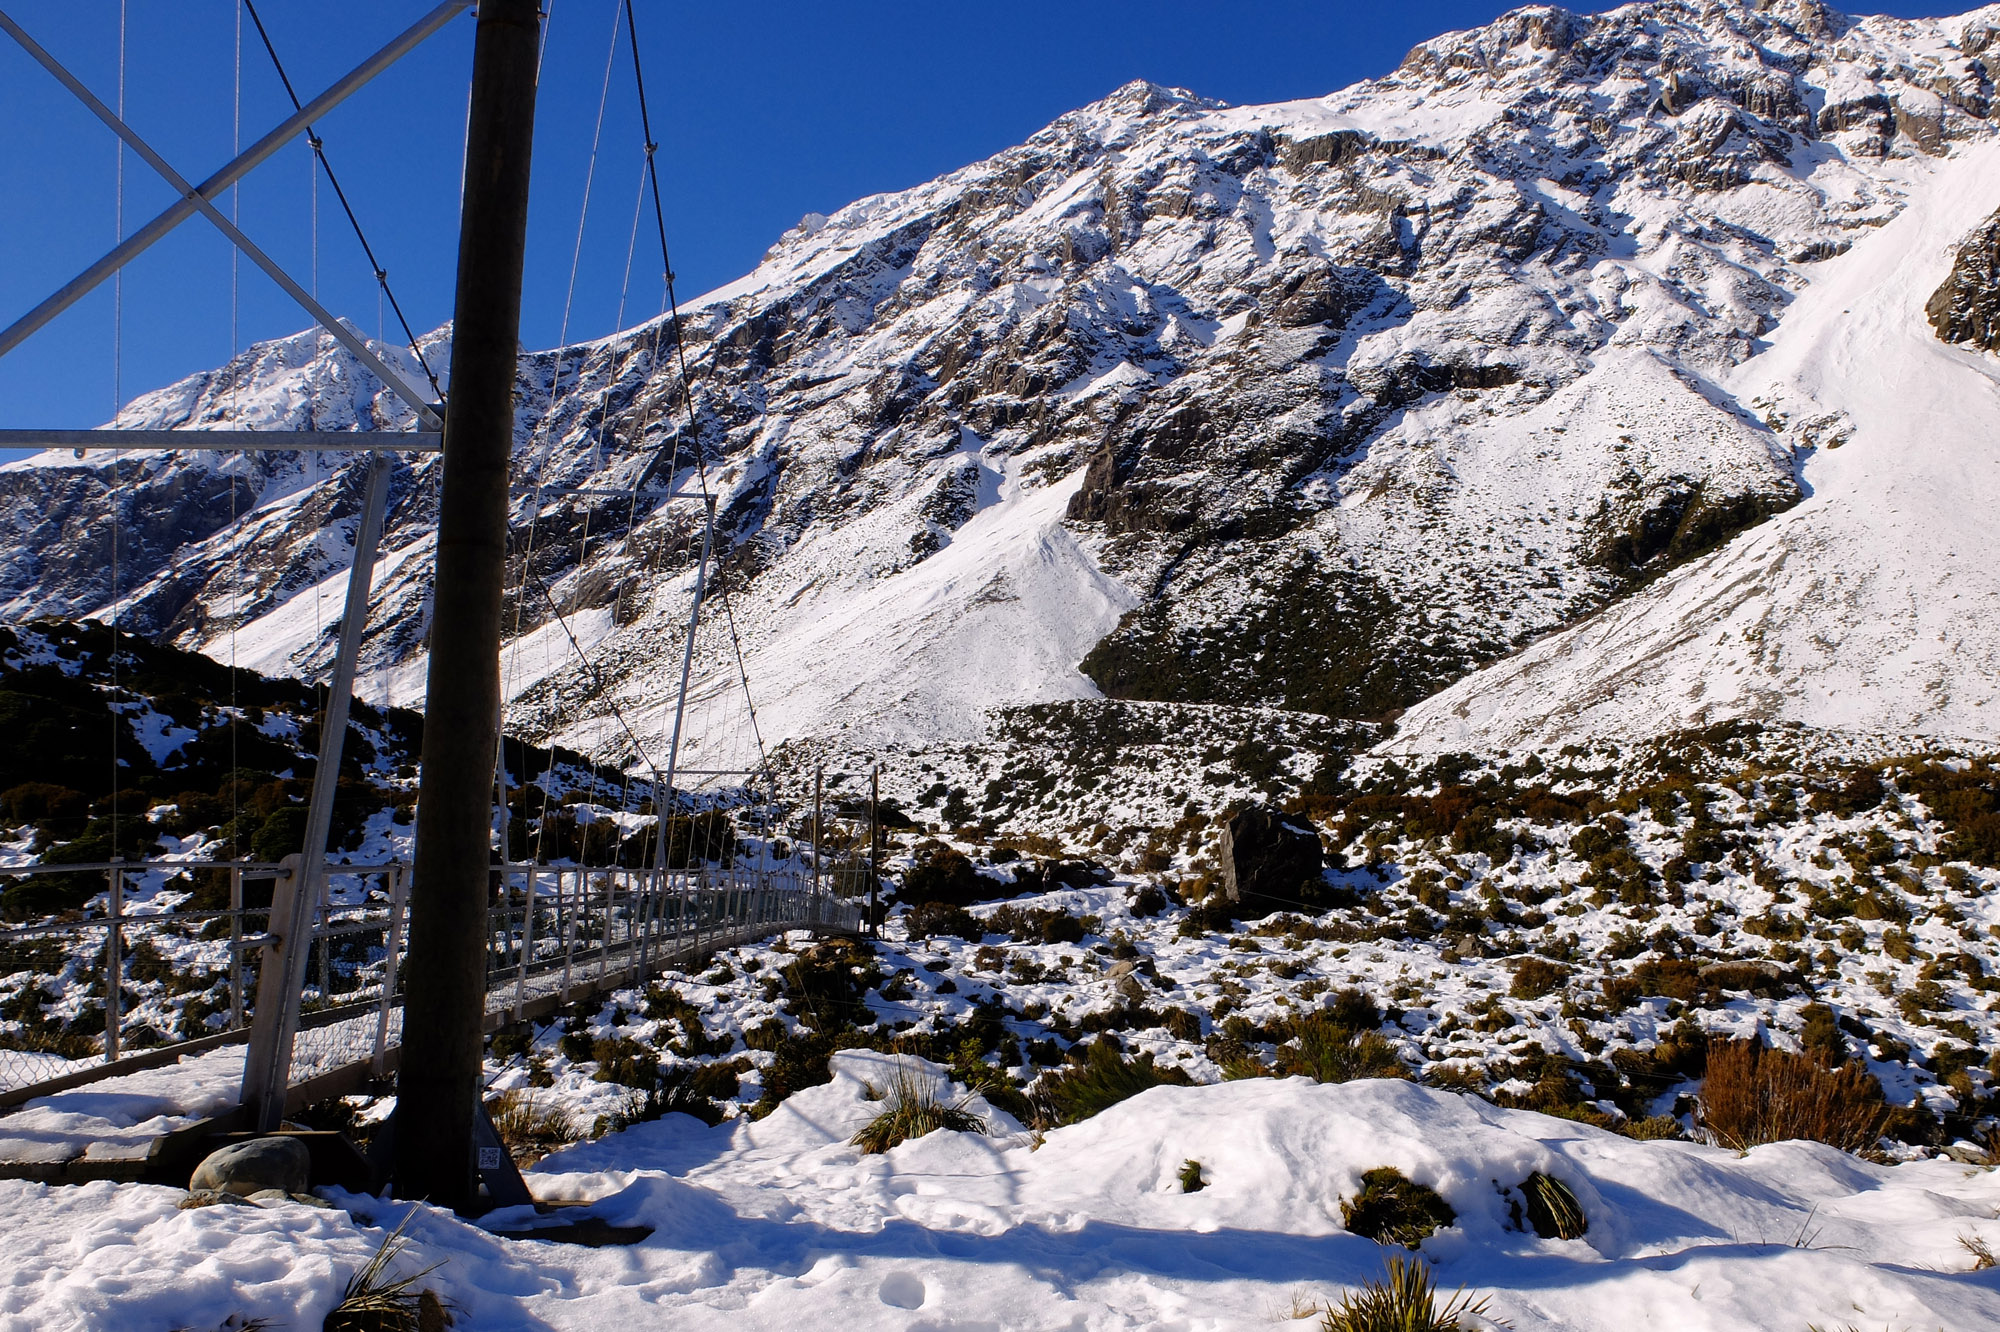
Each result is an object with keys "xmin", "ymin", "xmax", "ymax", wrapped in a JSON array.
[{"xmin": 0, "ymin": 857, "xmax": 863, "ymax": 1109}]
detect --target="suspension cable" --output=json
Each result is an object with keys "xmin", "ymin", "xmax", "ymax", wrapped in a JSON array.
[
  {"xmin": 622, "ymin": 0, "xmax": 773, "ymax": 779},
  {"xmin": 504, "ymin": 0, "xmax": 622, "ymax": 755},
  {"xmin": 240, "ymin": 0, "xmax": 444, "ymax": 402}
]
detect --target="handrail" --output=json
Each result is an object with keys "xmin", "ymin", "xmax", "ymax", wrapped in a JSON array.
[{"xmin": 0, "ymin": 857, "xmax": 865, "ymax": 1117}]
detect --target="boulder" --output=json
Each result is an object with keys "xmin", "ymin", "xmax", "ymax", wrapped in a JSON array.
[
  {"xmin": 1217, "ymin": 808, "xmax": 1325, "ymax": 917},
  {"xmin": 189, "ymin": 1135, "xmax": 311, "ymax": 1197}
]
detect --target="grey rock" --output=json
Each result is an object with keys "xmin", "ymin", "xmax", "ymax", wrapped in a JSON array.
[
  {"xmin": 189, "ymin": 1136, "xmax": 311, "ymax": 1197},
  {"xmin": 1928, "ymin": 206, "xmax": 2000, "ymax": 351}
]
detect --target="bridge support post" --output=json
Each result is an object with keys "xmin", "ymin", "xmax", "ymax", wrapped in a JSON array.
[{"xmin": 393, "ymin": 0, "xmax": 542, "ymax": 1212}]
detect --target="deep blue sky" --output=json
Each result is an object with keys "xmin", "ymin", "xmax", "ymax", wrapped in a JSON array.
[{"xmin": 0, "ymin": 1, "xmax": 1958, "ymax": 442}]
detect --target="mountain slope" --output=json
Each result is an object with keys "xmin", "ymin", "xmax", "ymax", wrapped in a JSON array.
[
  {"xmin": 1392, "ymin": 132, "xmax": 2000, "ymax": 754},
  {"xmin": 2, "ymin": 0, "xmax": 1997, "ymax": 771}
]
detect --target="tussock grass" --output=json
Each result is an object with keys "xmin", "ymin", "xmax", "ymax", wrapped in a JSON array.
[
  {"xmin": 852, "ymin": 1065, "xmax": 987, "ymax": 1154},
  {"xmin": 1029, "ymin": 1040, "xmax": 1192, "ymax": 1127},
  {"xmin": 1319, "ymin": 1254, "xmax": 1490, "ymax": 1332},
  {"xmin": 486, "ymin": 1090, "xmax": 579, "ymax": 1167},
  {"xmin": 1697, "ymin": 1039, "xmax": 1887, "ymax": 1154},
  {"xmin": 1520, "ymin": 1171, "xmax": 1587, "ymax": 1239},
  {"xmin": 323, "ymin": 1214, "xmax": 450, "ymax": 1332},
  {"xmin": 1278, "ymin": 1013, "xmax": 1410, "ymax": 1084}
]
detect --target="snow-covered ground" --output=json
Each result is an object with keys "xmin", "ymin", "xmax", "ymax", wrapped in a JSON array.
[{"xmin": 1, "ymin": 1063, "xmax": 1996, "ymax": 1330}]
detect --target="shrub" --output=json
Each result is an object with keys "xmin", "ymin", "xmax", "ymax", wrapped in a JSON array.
[
  {"xmin": 599, "ymin": 1064, "xmax": 731, "ymax": 1133},
  {"xmin": 1519, "ymin": 1172, "xmax": 1587, "ymax": 1239},
  {"xmin": 1340, "ymin": 1168, "xmax": 1456, "ymax": 1248},
  {"xmin": 851, "ymin": 1065, "xmax": 987, "ymax": 1153},
  {"xmin": 1620, "ymin": 1115, "xmax": 1685, "ymax": 1141},
  {"xmin": 779, "ymin": 939, "xmax": 881, "ymax": 1031},
  {"xmin": 1029, "ymin": 1040, "xmax": 1191, "ymax": 1127},
  {"xmin": 1319, "ymin": 1254, "xmax": 1488, "ymax": 1332},
  {"xmin": 1176, "ymin": 896, "xmax": 1238, "ymax": 936},
  {"xmin": 1277, "ymin": 1013, "xmax": 1408, "ymax": 1084},
  {"xmin": 986, "ymin": 904, "xmax": 1088, "ymax": 945},
  {"xmin": 1697, "ymin": 1039, "xmax": 1887, "ymax": 1154},
  {"xmin": 750, "ymin": 1030, "xmax": 837, "ymax": 1118},
  {"xmin": 1178, "ymin": 1159, "xmax": 1205, "ymax": 1193},
  {"xmin": 1509, "ymin": 956, "xmax": 1569, "ymax": 1000},
  {"xmin": 1798, "ymin": 1002, "xmax": 1848, "ymax": 1065},
  {"xmin": 904, "ymin": 900, "xmax": 983, "ymax": 942},
  {"xmin": 898, "ymin": 844, "xmax": 986, "ymax": 905},
  {"xmin": 590, "ymin": 1036, "xmax": 658, "ymax": 1088},
  {"xmin": 1625, "ymin": 958, "xmax": 1701, "ymax": 1002}
]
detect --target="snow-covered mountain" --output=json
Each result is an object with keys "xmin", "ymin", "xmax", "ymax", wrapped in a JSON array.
[
  {"xmin": 6, "ymin": 0, "xmax": 2000, "ymax": 770},
  {"xmin": 1393, "ymin": 136, "xmax": 2000, "ymax": 753}
]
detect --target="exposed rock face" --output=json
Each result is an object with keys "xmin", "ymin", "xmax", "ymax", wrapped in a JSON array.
[
  {"xmin": 1927, "ymin": 205, "xmax": 2000, "ymax": 350},
  {"xmin": 0, "ymin": 1, "xmax": 1993, "ymax": 764},
  {"xmin": 1217, "ymin": 808, "xmax": 1324, "ymax": 916}
]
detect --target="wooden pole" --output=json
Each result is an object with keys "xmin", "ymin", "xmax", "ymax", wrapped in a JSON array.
[{"xmin": 393, "ymin": 0, "xmax": 541, "ymax": 1211}]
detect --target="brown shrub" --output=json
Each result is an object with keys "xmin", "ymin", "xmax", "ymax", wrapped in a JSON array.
[
  {"xmin": 1696, "ymin": 1039, "xmax": 1887, "ymax": 1155},
  {"xmin": 1509, "ymin": 957, "xmax": 1569, "ymax": 1000}
]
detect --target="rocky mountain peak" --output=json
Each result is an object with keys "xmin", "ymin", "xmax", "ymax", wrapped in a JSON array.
[{"xmin": 2, "ymin": 1, "xmax": 1996, "ymax": 773}]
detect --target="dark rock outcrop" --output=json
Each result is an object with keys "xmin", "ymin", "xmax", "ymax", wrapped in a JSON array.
[
  {"xmin": 1217, "ymin": 808, "xmax": 1325, "ymax": 916},
  {"xmin": 1928, "ymin": 206, "xmax": 2000, "ymax": 351}
]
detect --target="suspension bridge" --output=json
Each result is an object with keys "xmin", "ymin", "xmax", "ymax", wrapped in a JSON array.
[{"xmin": 0, "ymin": 0, "xmax": 872, "ymax": 1210}]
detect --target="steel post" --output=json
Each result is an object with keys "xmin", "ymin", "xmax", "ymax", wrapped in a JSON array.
[
  {"xmin": 373, "ymin": 867, "xmax": 406, "ymax": 1076},
  {"xmin": 240, "ymin": 455, "xmax": 392, "ymax": 1130},
  {"xmin": 102, "ymin": 863, "xmax": 123, "ymax": 1063},
  {"xmin": 228, "ymin": 866, "xmax": 244, "ymax": 1030}
]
